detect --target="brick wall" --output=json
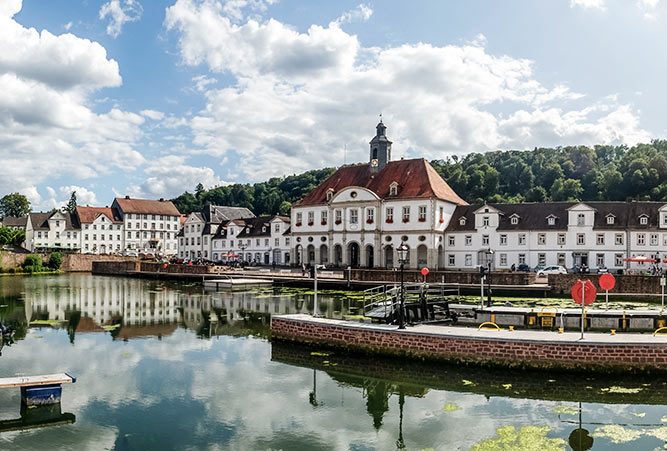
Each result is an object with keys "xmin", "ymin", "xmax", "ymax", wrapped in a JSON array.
[
  {"xmin": 271, "ymin": 316, "xmax": 667, "ymax": 372},
  {"xmin": 63, "ymin": 254, "xmax": 134, "ymax": 272},
  {"xmin": 550, "ymin": 273, "xmax": 662, "ymax": 294},
  {"xmin": 92, "ymin": 260, "xmax": 140, "ymax": 274},
  {"xmin": 350, "ymin": 269, "xmax": 535, "ymax": 285}
]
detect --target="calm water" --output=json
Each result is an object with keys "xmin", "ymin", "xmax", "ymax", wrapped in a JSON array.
[{"xmin": 1, "ymin": 274, "xmax": 667, "ymax": 450}]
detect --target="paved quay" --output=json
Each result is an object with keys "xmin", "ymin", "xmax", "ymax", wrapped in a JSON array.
[{"xmin": 271, "ymin": 314, "xmax": 667, "ymax": 372}]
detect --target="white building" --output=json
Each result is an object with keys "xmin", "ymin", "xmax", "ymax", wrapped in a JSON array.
[
  {"xmin": 444, "ymin": 201, "xmax": 667, "ymax": 272},
  {"xmin": 210, "ymin": 215, "xmax": 291, "ymax": 265},
  {"xmin": 76, "ymin": 206, "xmax": 124, "ymax": 254},
  {"xmin": 178, "ymin": 205, "xmax": 254, "ymax": 260},
  {"xmin": 112, "ymin": 196, "xmax": 181, "ymax": 256},
  {"xmin": 289, "ymin": 121, "xmax": 468, "ymax": 269},
  {"xmin": 25, "ymin": 211, "xmax": 80, "ymax": 252}
]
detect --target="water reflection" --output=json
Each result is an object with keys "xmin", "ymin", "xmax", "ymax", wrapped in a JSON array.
[{"xmin": 2, "ymin": 275, "xmax": 667, "ymax": 449}]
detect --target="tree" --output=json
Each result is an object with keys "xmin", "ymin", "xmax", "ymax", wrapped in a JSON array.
[
  {"xmin": 65, "ymin": 191, "xmax": 77, "ymax": 214},
  {"xmin": 278, "ymin": 201, "xmax": 291, "ymax": 216},
  {"xmin": 195, "ymin": 183, "xmax": 205, "ymax": 200},
  {"xmin": 0, "ymin": 192, "xmax": 30, "ymax": 218},
  {"xmin": 526, "ymin": 186, "xmax": 547, "ymax": 202}
]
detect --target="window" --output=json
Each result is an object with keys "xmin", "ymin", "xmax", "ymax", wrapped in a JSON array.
[
  {"xmin": 538, "ymin": 233, "xmax": 546, "ymax": 245},
  {"xmin": 615, "ymin": 254, "xmax": 624, "ymax": 267},
  {"xmin": 386, "ymin": 207, "xmax": 393, "ymax": 222},
  {"xmin": 465, "ymin": 235, "xmax": 472, "ymax": 246},
  {"xmin": 499, "ymin": 234, "xmax": 507, "ymax": 246},
  {"xmin": 538, "ymin": 253, "xmax": 546, "ymax": 265},
  {"xmin": 326, "ymin": 190, "xmax": 333, "ymax": 201},
  {"xmin": 615, "ymin": 233, "xmax": 624, "ymax": 245},
  {"xmin": 651, "ymin": 234, "xmax": 659, "ymax": 246},
  {"xmin": 596, "ymin": 234, "xmax": 605, "ymax": 246},
  {"xmin": 518, "ymin": 234, "xmax": 526, "ymax": 245},
  {"xmin": 448, "ymin": 236, "xmax": 455, "ymax": 246},
  {"xmin": 577, "ymin": 233, "xmax": 585, "ymax": 245},
  {"xmin": 418, "ymin": 206, "xmax": 427, "ymax": 221},
  {"xmin": 93, "ymin": 224, "xmax": 97, "ymax": 230},
  {"xmin": 448, "ymin": 255, "xmax": 455, "ymax": 266},
  {"xmin": 465, "ymin": 254, "xmax": 472, "ymax": 266},
  {"xmin": 402, "ymin": 206, "xmax": 410, "ymax": 222},
  {"xmin": 389, "ymin": 183, "xmax": 398, "ymax": 196},
  {"xmin": 511, "ymin": 216, "xmax": 519, "ymax": 225},
  {"xmin": 664, "ymin": 215, "xmax": 667, "ymax": 225},
  {"xmin": 85, "ymin": 234, "xmax": 88, "ymax": 240},
  {"xmin": 230, "ymin": 240, "xmax": 234, "ymax": 247},
  {"xmin": 664, "ymin": 234, "xmax": 667, "ymax": 246},
  {"xmin": 482, "ymin": 216, "xmax": 489, "ymax": 227},
  {"xmin": 367, "ymin": 208, "xmax": 374, "ymax": 222},
  {"xmin": 577, "ymin": 213, "xmax": 585, "ymax": 226},
  {"xmin": 597, "ymin": 254, "xmax": 605, "ymax": 267},
  {"xmin": 308, "ymin": 211, "xmax": 314, "ymax": 224},
  {"xmin": 640, "ymin": 216, "xmax": 648, "ymax": 225},
  {"xmin": 481, "ymin": 235, "xmax": 489, "ymax": 246},
  {"xmin": 557, "ymin": 233, "xmax": 566, "ymax": 245},
  {"xmin": 637, "ymin": 233, "xmax": 645, "ymax": 245},
  {"xmin": 335, "ymin": 209, "xmax": 342, "ymax": 223},
  {"xmin": 459, "ymin": 217, "xmax": 466, "ymax": 225},
  {"xmin": 274, "ymin": 224, "xmax": 280, "ymax": 232},
  {"xmin": 221, "ymin": 240, "xmax": 226, "ymax": 247},
  {"xmin": 321, "ymin": 211, "xmax": 328, "ymax": 224},
  {"xmin": 275, "ymin": 238, "xmax": 279, "ymax": 246},
  {"xmin": 607, "ymin": 215, "xmax": 615, "ymax": 225},
  {"xmin": 500, "ymin": 253, "xmax": 507, "ymax": 266},
  {"xmin": 296, "ymin": 213, "xmax": 302, "ymax": 224},
  {"xmin": 439, "ymin": 206, "xmax": 444, "ymax": 221},
  {"xmin": 518, "ymin": 254, "xmax": 526, "ymax": 264},
  {"xmin": 256, "ymin": 239, "xmax": 260, "ymax": 246},
  {"xmin": 557, "ymin": 253, "xmax": 566, "ymax": 266},
  {"xmin": 265, "ymin": 239, "xmax": 269, "ymax": 246},
  {"xmin": 350, "ymin": 209, "xmax": 358, "ymax": 224},
  {"xmin": 286, "ymin": 237, "xmax": 290, "ymax": 245}
]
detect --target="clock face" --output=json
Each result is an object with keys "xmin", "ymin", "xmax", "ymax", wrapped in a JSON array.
[{"xmin": 371, "ymin": 159, "xmax": 378, "ymax": 167}]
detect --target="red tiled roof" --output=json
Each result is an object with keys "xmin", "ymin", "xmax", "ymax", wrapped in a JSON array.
[
  {"xmin": 76, "ymin": 206, "xmax": 123, "ymax": 224},
  {"xmin": 114, "ymin": 197, "xmax": 180, "ymax": 216},
  {"xmin": 295, "ymin": 158, "xmax": 468, "ymax": 206}
]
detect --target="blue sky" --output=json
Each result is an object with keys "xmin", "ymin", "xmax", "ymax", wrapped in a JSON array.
[{"xmin": 2, "ymin": 0, "xmax": 666, "ymax": 210}]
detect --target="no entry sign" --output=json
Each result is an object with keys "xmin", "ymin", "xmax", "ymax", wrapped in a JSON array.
[
  {"xmin": 599, "ymin": 273, "xmax": 616, "ymax": 291},
  {"xmin": 421, "ymin": 267, "xmax": 429, "ymax": 276},
  {"xmin": 571, "ymin": 280, "xmax": 597, "ymax": 306}
]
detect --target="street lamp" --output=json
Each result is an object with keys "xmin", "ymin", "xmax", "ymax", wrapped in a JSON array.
[
  {"xmin": 239, "ymin": 240, "xmax": 248, "ymax": 266},
  {"xmin": 485, "ymin": 249, "xmax": 494, "ymax": 307},
  {"xmin": 396, "ymin": 242, "xmax": 409, "ymax": 329}
]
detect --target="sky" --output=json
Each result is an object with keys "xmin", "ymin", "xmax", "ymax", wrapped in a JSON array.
[{"xmin": 2, "ymin": 0, "xmax": 667, "ymax": 210}]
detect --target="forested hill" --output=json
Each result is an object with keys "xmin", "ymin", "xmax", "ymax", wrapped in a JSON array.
[{"xmin": 171, "ymin": 141, "xmax": 667, "ymax": 215}]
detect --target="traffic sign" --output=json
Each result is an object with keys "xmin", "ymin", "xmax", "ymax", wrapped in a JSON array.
[
  {"xmin": 571, "ymin": 280, "xmax": 597, "ymax": 306},
  {"xmin": 599, "ymin": 273, "xmax": 615, "ymax": 291},
  {"xmin": 421, "ymin": 267, "xmax": 429, "ymax": 276}
]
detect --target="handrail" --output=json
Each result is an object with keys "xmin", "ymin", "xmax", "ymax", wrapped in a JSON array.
[
  {"xmin": 478, "ymin": 322, "xmax": 501, "ymax": 331},
  {"xmin": 653, "ymin": 327, "xmax": 667, "ymax": 336}
]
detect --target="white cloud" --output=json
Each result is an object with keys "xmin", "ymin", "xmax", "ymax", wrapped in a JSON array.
[
  {"xmin": 127, "ymin": 155, "xmax": 226, "ymax": 198},
  {"xmin": 59, "ymin": 185, "xmax": 100, "ymax": 206},
  {"xmin": 165, "ymin": 0, "xmax": 649, "ymax": 181},
  {"xmin": 570, "ymin": 0, "xmax": 606, "ymax": 9},
  {"xmin": 638, "ymin": 0, "xmax": 660, "ymax": 20},
  {"xmin": 0, "ymin": 2, "xmax": 146, "ymax": 208},
  {"xmin": 334, "ymin": 4, "xmax": 373, "ymax": 25},
  {"xmin": 141, "ymin": 109, "xmax": 165, "ymax": 120},
  {"xmin": 99, "ymin": 0, "xmax": 143, "ymax": 38}
]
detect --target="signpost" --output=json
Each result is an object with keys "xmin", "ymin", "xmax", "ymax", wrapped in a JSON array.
[
  {"xmin": 661, "ymin": 277, "xmax": 666, "ymax": 310},
  {"xmin": 599, "ymin": 273, "xmax": 616, "ymax": 310},
  {"xmin": 571, "ymin": 280, "xmax": 597, "ymax": 339}
]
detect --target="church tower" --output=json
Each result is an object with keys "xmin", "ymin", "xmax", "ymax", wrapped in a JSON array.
[{"xmin": 369, "ymin": 120, "xmax": 392, "ymax": 172}]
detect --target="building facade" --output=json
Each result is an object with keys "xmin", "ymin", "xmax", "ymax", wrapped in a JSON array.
[
  {"xmin": 75, "ymin": 206, "xmax": 124, "ymax": 254},
  {"xmin": 112, "ymin": 197, "xmax": 181, "ymax": 256},
  {"xmin": 289, "ymin": 122, "xmax": 468, "ymax": 269},
  {"xmin": 209, "ymin": 215, "xmax": 291, "ymax": 265},
  {"xmin": 25, "ymin": 211, "xmax": 80, "ymax": 251}
]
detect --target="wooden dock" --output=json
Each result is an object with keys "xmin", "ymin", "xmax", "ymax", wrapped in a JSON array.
[{"xmin": 203, "ymin": 278, "xmax": 273, "ymax": 291}]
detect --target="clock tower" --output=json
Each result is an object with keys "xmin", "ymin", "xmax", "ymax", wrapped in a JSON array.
[{"xmin": 369, "ymin": 119, "xmax": 392, "ymax": 172}]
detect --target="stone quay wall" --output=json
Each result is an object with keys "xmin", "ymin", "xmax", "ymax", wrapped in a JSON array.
[
  {"xmin": 550, "ymin": 273, "xmax": 662, "ymax": 294},
  {"xmin": 271, "ymin": 316, "xmax": 667, "ymax": 372},
  {"xmin": 350, "ymin": 269, "xmax": 535, "ymax": 285}
]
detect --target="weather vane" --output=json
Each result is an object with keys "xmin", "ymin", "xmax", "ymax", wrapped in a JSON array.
[{"xmin": 379, "ymin": 113, "xmax": 382, "ymax": 122}]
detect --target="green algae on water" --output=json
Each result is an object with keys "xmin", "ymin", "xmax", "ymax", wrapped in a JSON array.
[
  {"xmin": 443, "ymin": 402, "xmax": 461, "ymax": 412},
  {"xmin": 468, "ymin": 425, "xmax": 566, "ymax": 451},
  {"xmin": 591, "ymin": 425, "xmax": 643, "ymax": 444},
  {"xmin": 551, "ymin": 404, "xmax": 580, "ymax": 415}
]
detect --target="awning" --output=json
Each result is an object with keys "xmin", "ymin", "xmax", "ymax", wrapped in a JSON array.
[{"xmin": 623, "ymin": 256, "xmax": 657, "ymax": 263}]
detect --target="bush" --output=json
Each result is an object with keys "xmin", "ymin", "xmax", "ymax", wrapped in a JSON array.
[
  {"xmin": 23, "ymin": 255, "xmax": 42, "ymax": 272},
  {"xmin": 48, "ymin": 252, "xmax": 62, "ymax": 270}
]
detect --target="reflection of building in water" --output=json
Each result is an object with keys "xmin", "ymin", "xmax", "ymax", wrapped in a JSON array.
[{"xmin": 24, "ymin": 275, "xmax": 181, "ymax": 327}]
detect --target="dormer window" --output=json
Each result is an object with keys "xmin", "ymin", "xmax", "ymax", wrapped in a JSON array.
[
  {"xmin": 389, "ymin": 181, "xmax": 399, "ymax": 196},
  {"xmin": 459, "ymin": 217, "xmax": 466, "ymax": 225},
  {"xmin": 262, "ymin": 226, "xmax": 266, "ymax": 233},
  {"xmin": 326, "ymin": 189, "xmax": 334, "ymax": 201},
  {"xmin": 547, "ymin": 215, "xmax": 556, "ymax": 226},
  {"xmin": 640, "ymin": 215, "xmax": 648, "ymax": 225},
  {"xmin": 510, "ymin": 215, "xmax": 519, "ymax": 225},
  {"xmin": 607, "ymin": 215, "xmax": 615, "ymax": 225}
]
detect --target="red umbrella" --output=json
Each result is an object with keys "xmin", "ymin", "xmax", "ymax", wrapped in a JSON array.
[{"xmin": 623, "ymin": 256, "xmax": 657, "ymax": 263}]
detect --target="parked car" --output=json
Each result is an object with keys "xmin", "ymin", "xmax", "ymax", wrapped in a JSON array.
[
  {"xmin": 533, "ymin": 265, "xmax": 545, "ymax": 273},
  {"xmin": 536, "ymin": 265, "xmax": 568, "ymax": 277},
  {"xmin": 123, "ymin": 249, "xmax": 138, "ymax": 257},
  {"xmin": 517, "ymin": 263, "xmax": 531, "ymax": 272}
]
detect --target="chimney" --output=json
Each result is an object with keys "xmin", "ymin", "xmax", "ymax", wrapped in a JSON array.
[{"xmin": 125, "ymin": 195, "xmax": 130, "ymax": 199}]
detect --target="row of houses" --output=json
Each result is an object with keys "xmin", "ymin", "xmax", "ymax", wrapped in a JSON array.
[{"xmin": 5, "ymin": 121, "xmax": 667, "ymax": 271}]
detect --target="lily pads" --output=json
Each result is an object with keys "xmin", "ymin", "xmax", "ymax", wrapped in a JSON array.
[
  {"xmin": 443, "ymin": 403, "xmax": 461, "ymax": 412},
  {"xmin": 468, "ymin": 425, "xmax": 566, "ymax": 451},
  {"xmin": 591, "ymin": 425, "xmax": 643, "ymax": 444}
]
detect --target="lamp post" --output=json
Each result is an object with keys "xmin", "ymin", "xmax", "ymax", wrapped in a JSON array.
[
  {"xmin": 239, "ymin": 241, "xmax": 248, "ymax": 267},
  {"xmin": 485, "ymin": 249, "xmax": 494, "ymax": 307},
  {"xmin": 396, "ymin": 242, "xmax": 409, "ymax": 329}
]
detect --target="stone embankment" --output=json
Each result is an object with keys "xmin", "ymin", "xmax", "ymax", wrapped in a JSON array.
[
  {"xmin": 1, "ymin": 252, "xmax": 132, "ymax": 272},
  {"xmin": 272, "ymin": 314, "xmax": 667, "ymax": 372}
]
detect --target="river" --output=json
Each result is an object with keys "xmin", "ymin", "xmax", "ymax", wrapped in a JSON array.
[{"xmin": 0, "ymin": 273, "xmax": 665, "ymax": 450}]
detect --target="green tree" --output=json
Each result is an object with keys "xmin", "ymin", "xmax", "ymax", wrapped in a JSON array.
[
  {"xmin": 278, "ymin": 201, "xmax": 291, "ymax": 216},
  {"xmin": 526, "ymin": 186, "xmax": 547, "ymax": 202},
  {"xmin": 65, "ymin": 191, "xmax": 77, "ymax": 214},
  {"xmin": 48, "ymin": 252, "xmax": 62, "ymax": 270},
  {"xmin": 0, "ymin": 192, "xmax": 30, "ymax": 218}
]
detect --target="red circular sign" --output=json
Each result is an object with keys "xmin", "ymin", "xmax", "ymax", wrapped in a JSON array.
[
  {"xmin": 599, "ymin": 273, "xmax": 616, "ymax": 291},
  {"xmin": 571, "ymin": 280, "xmax": 597, "ymax": 306},
  {"xmin": 421, "ymin": 267, "xmax": 429, "ymax": 276}
]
